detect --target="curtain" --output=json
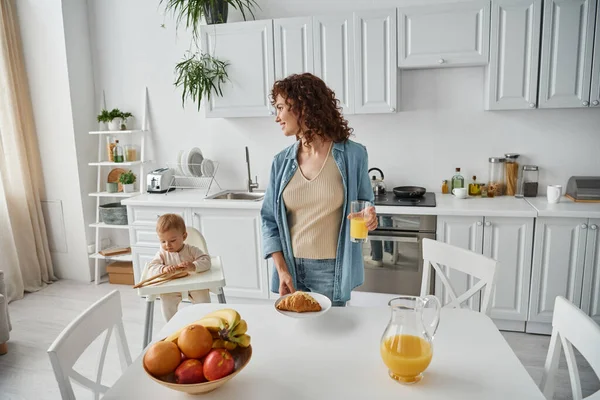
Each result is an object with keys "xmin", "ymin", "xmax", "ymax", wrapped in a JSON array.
[{"xmin": 0, "ymin": 0, "xmax": 55, "ymax": 302}]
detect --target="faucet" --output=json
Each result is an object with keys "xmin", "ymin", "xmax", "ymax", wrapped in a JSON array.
[{"xmin": 246, "ymin": 146, "xmax": 259, "ymax": 192}]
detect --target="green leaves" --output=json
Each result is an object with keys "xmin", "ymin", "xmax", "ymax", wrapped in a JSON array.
[
  {"xmin": 174, "ymin": 51, "xmax": 229, "ymax": 111},
  {"xmin": 119, "ymin": 170, "xmax": 137, "ymax": 185},
  {"xmin": 97, "ymin": 108, "xmax": 133, "ymax": 123}
]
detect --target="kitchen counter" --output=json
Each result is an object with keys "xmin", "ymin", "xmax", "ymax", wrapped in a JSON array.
[
  {"xmin": 123, "ymin": 190, "xmax": 538, "ymax": 217},
  {"xmin": 525, "ymin": 196, "xmax": 600, "ymax": 218}
]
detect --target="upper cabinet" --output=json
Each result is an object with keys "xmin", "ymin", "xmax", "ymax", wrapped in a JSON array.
[
  {"xmin": 590, "ymin": 12, "xmax": 600, "ymax": 107},
  {"xmin": 353, "ymin": 9, "xmax": 398, "ymax": 114},
  {"xmin": 273, "ymin": 17, "xmax": 314, "ymax": 80},
  {"xmin": 485, "ymin": 0, "xmax": 542, "ymax": 110},
  {"xmin": 313, "ymin": 15, "xmax": 356, "ymax": 114},
  {"xmin": 397, "ymin": 0, "xmax": 491, "ymax": 68},
  {"xmin": 201, "ymin": 20, "xmax": 275, "ymax": 118},
  {"xmin": 538, "ymin": 0, "xmax": 598, "ymax": 109}
]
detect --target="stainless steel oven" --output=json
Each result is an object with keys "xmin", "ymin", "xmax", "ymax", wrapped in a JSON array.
[{"xmin": 356, "ymin": 214, "xmax": 436, "ymax": 296}]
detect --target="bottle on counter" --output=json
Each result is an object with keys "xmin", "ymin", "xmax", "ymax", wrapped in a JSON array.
[
  {"xmin": 522, "ymin": 165, "xmax": 539, "ymax": 197},
  {"xmin": 488, "ymin": 157, "xmax": 506, "ymax": 196},
  {"xmin": 113, "ymin": 139, "xmax": 124, "ymax": 163},
  {"xmin": 441, "ymin": 180, "xmax": 449, "ymax": 194},
  {"xmin": 451, "ymin": 168, "xmax": 464, "ymax": 191},
  {"xmin": 468, "ymin": 175, "xmax": 481, "ymax": 196},
  {"xmin": 504, "ymin": 153, "xmax": 520, "ymax": 196},
  {"xmin": 106, "ymin": 136, "xmax": 116, "ymax": 162}
]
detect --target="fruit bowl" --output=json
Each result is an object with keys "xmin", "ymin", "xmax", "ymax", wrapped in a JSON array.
[{"xmin": 143, "ymin": 342, "xmax": 252, "ymax": 395}]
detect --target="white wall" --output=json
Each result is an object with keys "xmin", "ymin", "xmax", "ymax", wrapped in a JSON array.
[
  {"xmin": 16, "ymin": 0, "xmax": 92, "ymax": 281},
  {"xmin": 85, "ymin": 0, "xmax": 600, "ymax": 194}
]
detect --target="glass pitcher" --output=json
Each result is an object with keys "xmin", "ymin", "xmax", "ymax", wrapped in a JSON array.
[{"xmin": 380, "ymin": 295, "xmax": 441, "ymax": 384}]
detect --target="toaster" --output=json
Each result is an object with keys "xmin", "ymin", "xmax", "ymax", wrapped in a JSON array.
[{"xmin": 146, "ymin": 168, "xmax": 175, "ymax": 194}]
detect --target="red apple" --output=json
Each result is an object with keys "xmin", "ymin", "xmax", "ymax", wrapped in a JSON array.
[
  {"xmin": 175, "ymin": 359, "xmax": 206, "ymax": 384},
  {"xmin": 203, "ymin": 349, "xmax": 235, "ymax": 381}
]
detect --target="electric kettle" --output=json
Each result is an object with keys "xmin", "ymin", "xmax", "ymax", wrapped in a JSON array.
[{"xmin": 369, "ymin": 168, "xmax": 386, "ymax": 196}]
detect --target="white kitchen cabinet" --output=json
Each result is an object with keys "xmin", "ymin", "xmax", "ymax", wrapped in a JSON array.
[
  {"xmin": 485, "ymin": 0, "xmax": 542, "ymax": 110},
  {"xmin": 397, "ymin": 0, "xmax": 491, "ymax": 68},
  {"xmin": 313, "ymin": 14, "xmax": 355, "ymax": 114},
  {"xmin": 436, "ymin": 216, "xmax": 484, "ymax": 311},
  {"xmin": 201, "ymin": 20, "xmax": 275, "ymax": 118},
  {"xmin": 192, "ymin": 209, "xmax": 269, "ymax": 299},
  {"xmin": 483, "ymin": 217, "xmax": 534, "ymax": 330},
  {"xmin": 273, "ymin": 17, "xmax": 314, "ymax": 80},
  {"xmin": 527, "ymin": 217, "xmax": 588, "ymax": 333},
  {"xmin": 591, "ymin": 12, "xmax": 600, "ymax": 107},
  {"xmin": 437, "ymin": 215, "xmax": 534, "ymax": 331},
  {"xmin": 581, "ymin": 219, "xmax": 600, "ymax": 324},
  {"xmin": 132, "ymin": 246, "xmax": 159, "ymax": 285},
  {"xmin": 538, "ymin": 0, "xmax": 598, "ymax": 108},
  {"xmin": 353, "ymin": 9, "xmax": 397, "ymax": 114}
]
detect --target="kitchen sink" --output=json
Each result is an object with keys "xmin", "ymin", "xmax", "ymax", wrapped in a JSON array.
[{"xmin": 205, "ymin": 190, "xmax": 265, "ymax": 201}]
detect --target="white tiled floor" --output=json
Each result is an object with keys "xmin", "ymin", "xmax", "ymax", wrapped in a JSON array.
[{"xmin": 0, "ymin": 280, "xmax": 597, "ymax": 399}]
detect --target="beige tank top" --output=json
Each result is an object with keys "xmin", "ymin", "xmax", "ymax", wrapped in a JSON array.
[{"xmin": 283, "ymin": 145, "xmax": 344, "ymax": 259}]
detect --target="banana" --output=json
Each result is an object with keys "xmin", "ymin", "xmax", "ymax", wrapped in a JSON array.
[
  {"xmin": 164, "ymin": 316, "xmax": 228, "ymax": 343},
  {"xmin": 229, "ymin": 333, "xmax": 251, "ymax": 348},
  {"xmin": 231, "ymin": 319, "xmax": 247, "ymax": 336},
  {"xmin": 202, "ymin": 309, "xmax": 241, "ymax": 331},
  {"xmin": 212, "ymin": 339, "xmax": 238, "ymax": 351}
]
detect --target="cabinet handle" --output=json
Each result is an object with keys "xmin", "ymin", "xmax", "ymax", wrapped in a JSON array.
[
  {"xmin": 591, "ymin": 224, "xmax": 598, "ymax": 230},
  {"xmin": 193, "ymin": 212, "xmax": 198, "ymax": 218},
  {"xmin": 485, "ymin": 221, "xmax": 492, "ymax": 227},
  {"xmin": 438, "ymin": 58, "xmax": 445, "ymax": 64},
  {"xmin": 593, "ymin": 100, "xmax": 599, "ymax": 106},
  {"xmin": 477, "ymin": 221, "xmax": 482, "ymax": 226},
  {"xmin": 583, "ymin": 101, "xmax": 589, "ymax": 106},
  {"xmin": 390, "ymin": 107, "xmax": 396, "ymax": 112},
  {"xmin": 581, "ymin": 224, "xmax": 588, "ymax": 229},
  {"xmin": 529, "ymin": 103, "xmax": 536, "ymax": 108}
]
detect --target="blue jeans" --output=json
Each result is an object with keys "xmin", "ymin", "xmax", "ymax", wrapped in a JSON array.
[{"xmin": 294, "ymin": 258, "xmax": 346, "ymax": 307}]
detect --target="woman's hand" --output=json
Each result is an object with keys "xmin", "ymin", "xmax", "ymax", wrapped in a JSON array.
[
  {"xmin": 347, "ymin": 206, "xmax": 378, "ymax": 231},
  {"xmin": 278, "ymin": 271, "xmax": 295, "ymax": 296}
]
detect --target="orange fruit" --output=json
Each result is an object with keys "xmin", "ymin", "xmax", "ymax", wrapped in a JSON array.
[
  {"xmin": 177, "ymin": 324, "xmax": 213, "ymax": 359},
  {"xmin": 143, "ymin": 340, "xmax": 181, "ymax": 377}
]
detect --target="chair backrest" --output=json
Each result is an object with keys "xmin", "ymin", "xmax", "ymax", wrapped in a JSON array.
[
  {"xmin": 47, "ymin": 290, "xmax": 132, "ymax": 400},
  {"xmin": 420, "ymin": 238, "xmax": 498, "ymax": 315},
  {"xmin": 540, "ymin": 296, "xmax": 600, "ymax": 400},
  {"xmin": 185, "ymin": 226, "xmax": 208, "ymax": 254}
]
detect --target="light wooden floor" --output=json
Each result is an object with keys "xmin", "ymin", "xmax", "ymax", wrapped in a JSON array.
[{"xmin": 0, "ymin": 280, "xmax": 598, "ymax": 400}]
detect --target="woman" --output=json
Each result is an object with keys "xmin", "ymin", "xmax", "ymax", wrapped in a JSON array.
[{"xmin": 260, "ymin": 73, "xmax": 377, "ymax": 306}]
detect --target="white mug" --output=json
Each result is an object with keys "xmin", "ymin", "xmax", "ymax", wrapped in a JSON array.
[
  {"xmin": 547, "ymin": 185, "xmax": 562, "ymax": 204},
  {"xmin": 452, "ymin": 187, "xmax": 468, "ymax": 199}
]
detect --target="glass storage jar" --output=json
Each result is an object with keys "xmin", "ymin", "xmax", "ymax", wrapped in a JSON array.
[
  {"xmin": 504, "ymin": 153, "xmax": 520, "ymax": 196},
  {"xmin": 488, "ymin": 157, "xmax": 506, "ymax": 196},
  {"xmin": 522, "ymin": 165, "xmax": 539, "ymax": 197}
]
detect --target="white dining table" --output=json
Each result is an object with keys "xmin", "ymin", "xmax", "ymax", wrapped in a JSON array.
[{"xmin": 103, "ymin": 304, "xmax": 545, "ymax": 399}]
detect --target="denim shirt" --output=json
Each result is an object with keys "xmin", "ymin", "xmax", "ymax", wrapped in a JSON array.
[{"xmin": 260, "ymin": 139, "xmax": 374, "ymax": 302}]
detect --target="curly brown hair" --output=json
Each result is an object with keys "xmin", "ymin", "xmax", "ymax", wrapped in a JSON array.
[{"xmin": 270, "ymin": 73, "xmax": 353, "ymax": 147}]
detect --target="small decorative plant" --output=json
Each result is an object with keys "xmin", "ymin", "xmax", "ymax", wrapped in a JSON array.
[
  {"xmin": 97, "ymin": 109, "xmax": 134, "ymax": 131},
  {"xmin": 160, "ymin": 0, "xmax": 260, "ymax": 33},
  {"xmin": 174, "ymin": 51, "xmax": 229, "ymax": 111},
  {"xmin": 119, "ymin": 170, "xmax": 137, "ymax": 185}
]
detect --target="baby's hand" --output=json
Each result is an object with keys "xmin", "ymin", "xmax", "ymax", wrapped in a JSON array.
[
  {"xmin": 178, "ymin": 261, "xmax": 195, "ymax": 272},
  {"xmin": 163, "ymin": 265, "xmax": 179, "ymax": 274}
]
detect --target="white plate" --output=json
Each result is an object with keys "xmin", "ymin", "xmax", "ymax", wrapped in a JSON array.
[
  {"xmin": 274, "ymin": 292, "xmax": 332, "ymax": 319},
  {"xmin": 176, "ymin": 150, "xmax": 185, "ymax": 176},
  {"xmin": 181, "ymin": 149, "xmax": 192, "ymax": 177},
  {"xmin": 200, "ymin": 159, "xmax": 215, "ymax": 177},
  {"xmin": 187, "ymin": 147, "xmax": 204, "ymax": 177}
]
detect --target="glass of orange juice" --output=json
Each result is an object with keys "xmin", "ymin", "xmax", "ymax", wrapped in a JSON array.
[{"xmin": 350, "ymin": 200, "xmax": 371, "ymax": 243}]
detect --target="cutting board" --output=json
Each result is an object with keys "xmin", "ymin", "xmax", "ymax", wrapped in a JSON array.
[
  {"xmin": 107, "ymin": 168, "xmax": 127, "ymax": 192},
  {"xmin": 566, "ymin": 194, "xmax": 600, "ymax": 203}
]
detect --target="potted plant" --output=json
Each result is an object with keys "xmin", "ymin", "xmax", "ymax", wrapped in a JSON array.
[
  {"xmin": 174, "ymin": 51, "xmax": 229, "ymax": 111},
  {"xmin": 119, "ymin": 170, "xmax": 137, "ymax": 193},
  {"xmin": 161, "ymin": 0, "xmax": 260, "ymax": 31},
  {"xmin": 97, "ymin": 108, "xmax": 134, "ymax": 131}
]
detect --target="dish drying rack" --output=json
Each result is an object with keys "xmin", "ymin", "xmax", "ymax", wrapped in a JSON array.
[{"xmin": 165, "ymin": 161, "xmax": 221, "ymax": 196}]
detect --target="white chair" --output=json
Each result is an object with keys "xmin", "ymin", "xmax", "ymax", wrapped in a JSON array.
[
  {"xmin": 47, "ymin": 290, "xmax": 132, "ymax": 400},
  {"xmin": 137, "ymin": 227, "xmax": 226, "ymax": 348},
  {"xmin": 540, "ymin": 296, "xmax": 600, "ymax": 400},
  {"xmin": 420, "ymin": 238, "xmax": 498, "ymax": 315},
  {"xmin": 348, "ymin": 291, "xmax": 400, "ymax": 308}
]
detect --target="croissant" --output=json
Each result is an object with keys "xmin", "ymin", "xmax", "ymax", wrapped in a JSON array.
[{"xmin": 276, "ymin": 291, "xmax": 322, "ymax": 313}]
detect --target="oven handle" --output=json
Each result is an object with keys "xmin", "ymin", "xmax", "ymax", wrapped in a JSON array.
[{"xmin": 368, "ymin": 231, "xmax": 419, "ymax": 243}]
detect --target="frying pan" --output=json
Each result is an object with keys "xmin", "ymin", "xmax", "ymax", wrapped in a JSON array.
[{"xmin": 392, "ymin": 186, "xmax": 426, "ymax": 198}]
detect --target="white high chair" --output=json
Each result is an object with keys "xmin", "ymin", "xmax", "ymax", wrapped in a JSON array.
[{"xmin": 137, "ymin": 227, "xmax": 227, "ymax": 348}]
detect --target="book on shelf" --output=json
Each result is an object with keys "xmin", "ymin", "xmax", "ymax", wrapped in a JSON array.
[{"xmin": 99, "ymin": 246, "xmax": 131, "ymax": 256}]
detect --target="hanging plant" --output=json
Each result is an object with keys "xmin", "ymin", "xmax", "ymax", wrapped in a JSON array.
[
  {"xmin": 174, "ymin": 51, "xmax": 230, "ymax": 111},
  {"xmin": 160, "ymin": 0, "xmax": 260, "ymax": 35}
]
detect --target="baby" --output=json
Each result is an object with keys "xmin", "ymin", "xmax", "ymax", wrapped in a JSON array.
[{"xmin": 145, "ymin": 213, "xmax": 211, "ymax": 322}]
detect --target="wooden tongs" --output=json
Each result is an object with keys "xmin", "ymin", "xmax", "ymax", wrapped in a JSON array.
[{"xmin": 134, "ymin": 270, "xmax": 189, "ymax": 289}]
